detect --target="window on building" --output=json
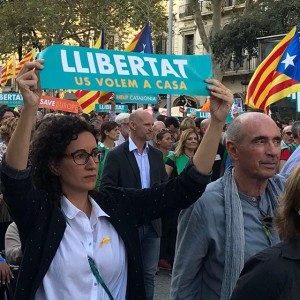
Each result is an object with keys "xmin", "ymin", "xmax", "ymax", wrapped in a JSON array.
[
  {"xmin": 184, "ymin": 34, "xmax": 194, "ymax": 55},
  {"xmin": 155, "ymin": 36, "xmax": 167, "ymax": 54},
  {"xmin": 223, "ymin": 0, "xmax": 234, "ymax": 7}
]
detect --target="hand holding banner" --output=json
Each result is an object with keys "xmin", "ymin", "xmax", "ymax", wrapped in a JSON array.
[{"xmin": 37, "ymin": 45, "xmax": 212, "ymax": 96}]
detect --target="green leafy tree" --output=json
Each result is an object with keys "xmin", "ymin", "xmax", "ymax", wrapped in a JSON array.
[
  {"xmin": 211, "ymin": 0, "xmax": 300, "ymax": 69},
  {"xmin": 0, "ymin": 0, "xmax": 167, "ymax": 60},
  {"xmin": 189, "ymin": 0, "xmax": 254, "ymax": 80}
]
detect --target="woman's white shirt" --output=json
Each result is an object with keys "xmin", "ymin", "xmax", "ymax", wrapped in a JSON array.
[{"xmin": 36, "ymin": 195, "xmax": 127, "ymax": 300}]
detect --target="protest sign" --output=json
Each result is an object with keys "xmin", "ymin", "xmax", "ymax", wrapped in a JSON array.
[
  {"xmin": 39, "ymin": 95, "xmax": 79, "ymax": 113},
  {"xmin": 114, "ymin": 93, "xmax": 157, "ymax": 104},
  {"xmin": 95, "ymin": 104, "xmax": 128, "ymax": 113},
  {"xmin": 186, "ymin": 107, "xmax": 211, "ymax": 118},
  {"xmin": 0, "ymin": 93, "xmax": 79, "ymax": 113},
  {"xmin": 37, "ymin": 45, "xmax": 212, "ymax": 96},
  {"xmin": 0, "ymin": 93, "xmax": 23, "ymax": 107}
]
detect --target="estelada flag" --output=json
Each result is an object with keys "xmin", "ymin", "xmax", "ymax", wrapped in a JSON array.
[
  {"xmin": 245, "ymin": 26, "xmax": 300, "ymax": 111},
  {"xmin": 125, "ymin": 21, "xmax": 153, "ymax": 53},
  {"xmin": 15, "ymin": 49, "xmax": 36, "ymax": 76},
  {"xmin": 1, "ymin": 56, "xmax": 15, "ymax": 86},
  {"xmin": 98, "ymin": 21, "xmax": 154, "ymax": 104}
]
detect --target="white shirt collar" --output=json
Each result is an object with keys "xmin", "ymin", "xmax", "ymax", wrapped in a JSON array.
[
  {"xmin": 128, "ymin": 136, "xmax": 149, "ymax": 152},
  {"xmin": 61, "ymin": 195, "xmax": 110, "ymax": 221}
]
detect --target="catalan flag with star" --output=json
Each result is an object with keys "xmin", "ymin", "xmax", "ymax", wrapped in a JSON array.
[
  {"xmin": 1, "ymin": 56, "xmax": 15, "ymax": 86},
  {"xmin": 98, "ymin": 21, "xmax": 153, "ymax": 104},
  {"xmin": 245, "ymin": 26, "xmax": 300, "ymax": 111},
  {"xmin": 15, "ymin": 49, "xmax": 36, "ymax": 76}
]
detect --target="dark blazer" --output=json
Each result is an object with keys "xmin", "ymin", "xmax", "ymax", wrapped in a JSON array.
[
  {"xmin": 231, "ymin": 239, "xmax": 300, "ymax": 300},
  {"xmin": 100, "ymin": 140, "xmax": 168, "ymax": 236},
  {"xmin": 2, "ymin": 159, "xmax": 210, "ymax": 300}
]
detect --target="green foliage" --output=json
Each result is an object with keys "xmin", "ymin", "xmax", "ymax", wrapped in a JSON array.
[
  {"xmin": 0, "ymin": 0, "xmax": 167, "ymax": 60},
  {"xmin": 211, "ymin": 0, "xmax": 300, "ymax": 65}
]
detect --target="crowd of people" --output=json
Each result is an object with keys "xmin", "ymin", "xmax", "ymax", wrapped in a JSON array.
[{"xmin": 0, "ymin": 59, "xmax": 299, "ymax": 300}]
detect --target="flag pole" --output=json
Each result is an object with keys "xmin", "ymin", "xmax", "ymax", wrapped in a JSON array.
[{"xmin": 167, "ymin": 0, "xmax": 173, "ymax": 117}]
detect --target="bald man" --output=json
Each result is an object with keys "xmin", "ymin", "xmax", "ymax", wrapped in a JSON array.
[
  {"xmin": 151, "ymin": 120, "xmax": 166, "ymax": 147},
  {"xmin": 101, "ymin": 110, "xmax": 168, "ymax": 300},
  {"xmin": 170, "ymin": 112, "xmax": 285, "ymax": 300},
  {"xmin": 153, "ymin": 120, "xmax": 166, "ymax": 133}
]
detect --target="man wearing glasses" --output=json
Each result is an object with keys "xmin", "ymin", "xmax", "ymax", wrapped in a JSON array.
[
  {"xmin": 279, "ymin": 124, "xmax": 297, "ymax": 171},
  {"xmin": 281, "ymin": 124, "xmax": 294, "ymax": 147},
  {"xmin": 115, "ymin": 113, "xmax": 130, "ymax": 146}
]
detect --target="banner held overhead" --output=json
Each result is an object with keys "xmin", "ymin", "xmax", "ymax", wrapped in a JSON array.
[{"xmin": 37, "ymin": 45, "xmax": 212, "ymax": 96}]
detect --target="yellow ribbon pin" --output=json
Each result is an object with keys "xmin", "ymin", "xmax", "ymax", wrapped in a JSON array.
[{"xmin": 100, "ymin": 237, "xmax": 111, "ymax": 247}]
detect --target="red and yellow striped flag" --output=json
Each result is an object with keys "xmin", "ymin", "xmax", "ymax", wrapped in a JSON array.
[
  {"xmin": 245, "ymin": 26, "xmax": 300, "ymax": 110},
  {"xmin": 1, "ymin": 56, "xmax": 15, "ymax": 86},
  {"xmin": 76, "ymin": 31, "xmax": 105, "ymax": 113},
  {"xmin": 75, "ymin": 90, "xmax": 101, "ymax": 112},
  {"xmin": 15, "ymin": 49, "xmax": 36, "ymax": 76}
]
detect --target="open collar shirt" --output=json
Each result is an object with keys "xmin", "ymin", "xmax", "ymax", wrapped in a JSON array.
[
  {"xmin": 36, "ymin": 195, "xmax": 127, "ymax": 300},
  {"xmin": 129, "ymin": 137, "xmax": 150, "ymax": 189}
]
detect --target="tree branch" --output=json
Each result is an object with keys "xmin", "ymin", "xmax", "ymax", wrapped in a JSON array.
[{"xmin": 191, "ymin": 0, "xmax": 210, "ymax": 53}]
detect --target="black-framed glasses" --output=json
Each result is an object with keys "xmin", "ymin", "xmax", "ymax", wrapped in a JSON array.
[{"xmin": 63, "ymin": 149, "xmax": 103, "ymax": 165}]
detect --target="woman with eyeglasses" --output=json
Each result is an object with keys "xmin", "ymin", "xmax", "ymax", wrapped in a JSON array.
[
  {"xmin": 96, "ymin": 121, "xmax": 120, "ymax": 190},
  {"xmin": 1, "ymin": 60, "xmax": 233, "ymax": 300},
  {"xmin": 230, "ymin": 163, "xmax": 300, "ymax": 300},
  {"xmin": 0, "ymin": 107, "xmax": 18, "ymax": 126}
]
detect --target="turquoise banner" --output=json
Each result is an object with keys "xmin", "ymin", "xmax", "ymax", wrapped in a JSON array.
[
  {"xmin": 95, "ymin": 104, "xmax": 128, "ymax": 113},
  {"xmin": 186, "ymin": 107, "xmax": 210, "ymax": 118},
  {"xmin": 37, "ymin": 45, "xmax": 212, "ymax": 96},
  {"xmin": 0, "ymin": 93, "xmax": 23, "ymax": 107},
  {"xmin": 115, "ymin": 93, "xmax": 157, "ymax": 104}
]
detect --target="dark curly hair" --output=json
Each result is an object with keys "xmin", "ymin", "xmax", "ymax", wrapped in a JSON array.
[
  {"xmin": 30, "ymin": 115, "xmax": 97, "ymax": 203},
  {"xmin": 0, "ymin": 107, "xmax": 18, "ymax": 121}
]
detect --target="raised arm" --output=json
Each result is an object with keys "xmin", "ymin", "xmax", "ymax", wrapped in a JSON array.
[
  {"xmin": 6, "ymin": 61, "xmax": 43, "ymax": 170},
  {"xmin": 193, "ymin": 79, "xmax": 233, "ymax": 174}
]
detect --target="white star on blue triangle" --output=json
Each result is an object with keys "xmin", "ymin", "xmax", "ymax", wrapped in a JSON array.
[{"xmin": 281, "ymin": 53, "xmax": 297, "ymax": 69}]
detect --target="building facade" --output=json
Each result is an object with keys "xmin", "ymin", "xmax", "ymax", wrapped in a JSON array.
[{"xmin": 158, "ymin": 0, "xmax": 257, "ymax": 110}]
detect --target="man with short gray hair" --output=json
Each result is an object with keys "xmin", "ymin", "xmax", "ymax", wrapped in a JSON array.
[
  {"xmin": 291, "ymin": 121, "xmax": 300, "ymax": 145},
  {"xmin": 279, "ymin": 124, "xmax": 297, "ymax": 171},
  {"xmin": 170, "ymin": 112, "xmax": 285, "ymax": 300},
  {"xmin": 115, "ymin": 112, "xmax": 130, "ymax": 146}
]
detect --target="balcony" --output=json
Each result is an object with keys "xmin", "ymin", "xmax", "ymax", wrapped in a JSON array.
[
  {"xmin": 223, "ymin": 0, "xmax": 245, "ymax": 7},
  {"xmin": 179, "ymin": 4, "xmax": 194, "ymax": 19},
  {"xmin": 224, "ymin": 55, "xmax": 257, "ymax": 76}
]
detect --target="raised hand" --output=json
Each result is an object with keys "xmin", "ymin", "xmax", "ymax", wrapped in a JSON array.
[
  {"xmin": 205, "ymin": 79, "xmax": 233, "ymax": 123},
  {"xmin": 16, "ymin": 60, "xmax": 44, "ymax": 108}
]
